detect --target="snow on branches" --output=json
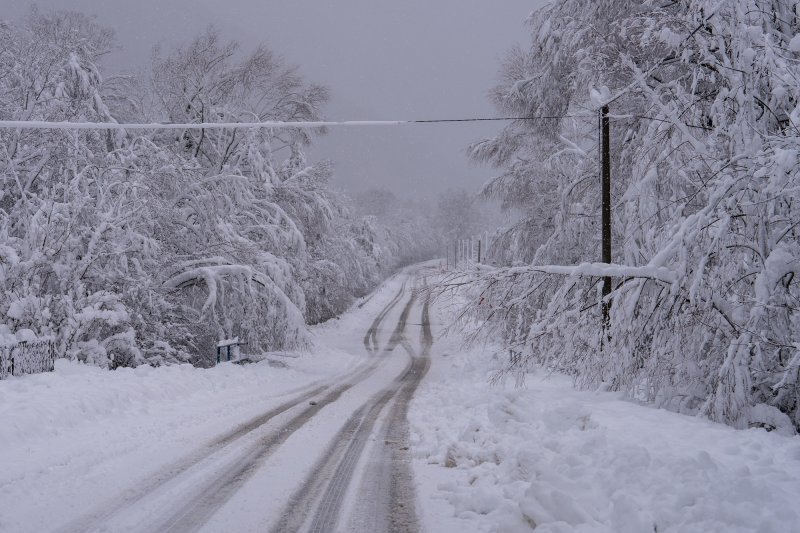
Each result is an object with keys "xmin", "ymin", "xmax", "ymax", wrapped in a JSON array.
[
  {"xmin": 461, "ymin": 0, "xmax": 800, "ymax": 432},
  {"xmin": 0, "ymin": 10, "xmax": 437, "ymax": 368}
]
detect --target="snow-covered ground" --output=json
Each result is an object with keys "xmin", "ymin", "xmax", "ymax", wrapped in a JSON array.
[
  {"xmin": 0, "ymin": 355, "xmax": 355, "ymax": 532},
  {"xmin": 1, "ymin": 268, "xmax": 798, "ymax": 533},
  {"xmin": 410, "ymin": 318, "xmax": 800, "ymax": 533}
]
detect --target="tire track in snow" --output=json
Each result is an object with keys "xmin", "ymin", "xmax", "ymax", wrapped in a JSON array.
[
  {"xmin": 59, "ymin": 273, "xmax": 414, "ymax": 533},
  {"xmin": 363, "ymin": 281, "xmax": 407, "ymax": 354},
  {"xmin": 347, "ymin": 282, "xmax": 433, "ymax": 533},
  {"xmin": 56, "ymin": 381, "xmax": 328, "ymax": 533},
  {"xmin": 272, "ymin": 283, "xmax": 432, "ymax": 532}
]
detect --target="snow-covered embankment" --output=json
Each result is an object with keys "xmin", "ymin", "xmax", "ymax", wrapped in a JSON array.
[{"xmin": 410, "ymin": 301, "xmax": 800, "ymax": 533}]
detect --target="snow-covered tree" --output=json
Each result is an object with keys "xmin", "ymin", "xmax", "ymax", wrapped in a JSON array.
[
  {"xmin": 0, "ymin": 9, "xmax": 148, "ymax": 367},
  {"xmin": 458, "ymin": 0, "xmax": 800, "ymax": 432},
  {"xmin": 0, "ymin": 11, "xmax": 436, "ymax": 369}
]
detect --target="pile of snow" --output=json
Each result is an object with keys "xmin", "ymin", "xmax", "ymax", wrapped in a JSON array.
[
  {"xmin": 0, "ymin": 347, "xmax": 359, "ymax": 450},
  {"xmin": 0, "ymin": 324, "xmax": 39, "ymax": 345},
  {"xmin": 410, "ymin": 339, "xmax": 800, "ymax": 533}
]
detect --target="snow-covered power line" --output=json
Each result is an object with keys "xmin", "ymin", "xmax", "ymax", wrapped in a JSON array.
[
  {"xmin": 0, "ymin": 116, "xmax": 585, "ymax": 130},
  {"xmin": 0, "ymin": 119, "xmax": 403, "ymax": 130}
]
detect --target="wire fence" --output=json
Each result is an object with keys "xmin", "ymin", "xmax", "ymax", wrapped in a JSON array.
[
  {"xmin": 0, "ymin": 339, "xmax": 57, "ymax": 380},
  {"xmin": 445, "ymin": 232, "xmax": 494, "ymax": 270}
]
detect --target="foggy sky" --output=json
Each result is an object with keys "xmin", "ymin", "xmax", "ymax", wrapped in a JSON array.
[{"xmin": 2, "ymin": 0, "xmax": 547, "ymax": 200}]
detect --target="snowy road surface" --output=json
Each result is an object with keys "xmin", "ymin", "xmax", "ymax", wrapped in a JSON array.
[
  {"xmin": 0, "ymin": 267, "xmax": 436, "ymax": 533},
  {"xmin": 2, "ymin": 265, "xmax": 800, "ymax": 533}
]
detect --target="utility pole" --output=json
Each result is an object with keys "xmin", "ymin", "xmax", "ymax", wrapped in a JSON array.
[{"xmin": 600, "ymin": 105, "xmax": 612, "ymax": 331}]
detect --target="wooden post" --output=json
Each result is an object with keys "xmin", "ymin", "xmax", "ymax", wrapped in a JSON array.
[
  {"xmin": 600, "ymin": 105, "xmax": 612, "ymax": 331},
  {"xmin": 477, "ymin": 239, "xmax": 482, "ymax": 263}
]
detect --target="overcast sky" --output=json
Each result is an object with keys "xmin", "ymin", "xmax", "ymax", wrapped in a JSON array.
[{"xmin": 3, "ymin": 0, "xmax": 547, "ymax": 199}]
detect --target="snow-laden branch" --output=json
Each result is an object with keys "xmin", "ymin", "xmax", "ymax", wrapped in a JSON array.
[{"xmin": 500, "ymin": 262, "xmax": 678, "ymax": 284}]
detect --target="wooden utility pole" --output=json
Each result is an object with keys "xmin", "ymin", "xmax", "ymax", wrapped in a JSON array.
[{"xmin": 600, "ymin": 105, "xmax": 612, "ymax": 331}]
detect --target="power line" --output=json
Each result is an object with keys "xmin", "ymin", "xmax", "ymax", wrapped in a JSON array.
[
  {"xmin": 0, "ymin": 115, "xmax": 588, "ymax": 131},
  {"xmin": 411, "ymin": 116, "xmax": 581, "ymax": 123},
  {"xmin": 0, "ymin": 113, "xmax": 703, "ymax": 131}
]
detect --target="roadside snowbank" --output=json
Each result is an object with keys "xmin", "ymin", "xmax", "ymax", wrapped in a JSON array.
[
  {"xmin": 0, "ymin": 353, "xmax": 349, "ymax": 450},
  {"xmin": 0, "ymin": 353, "xmax": 355, "ymax": 532},
  {"xmin": 410, "ymin": 336, "xmax": 800, "ymax": 533}
]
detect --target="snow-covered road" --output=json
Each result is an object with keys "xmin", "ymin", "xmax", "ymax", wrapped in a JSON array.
[
  {"xmin": 2, "ymin": 265, "xmax": 799, "ymax": 533},
  {"xmin": 1, "ymin": 266, "xmax": 437, "ymax": 532}
]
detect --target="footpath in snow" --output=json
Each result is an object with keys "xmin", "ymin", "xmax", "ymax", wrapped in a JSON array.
[{"xmin": 410, "ymin": 293, "xmax": 800, "ymax": 533}]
